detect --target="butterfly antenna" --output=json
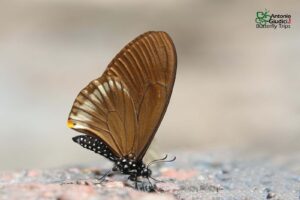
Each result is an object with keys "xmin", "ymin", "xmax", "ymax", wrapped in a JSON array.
[
  {"xmin": 158, "ymin": 156, "xmax": 176, "ymax": 164},
  {"xmin": 97, "ymin": 169, "xmax": 112, "ymax": 184},
  {"xmin": 147, "ymin": 155, "xmax": 176, "ymax": 168},
  {"xmin": 146, "ymin": 154, "xmax": 168, "ymax": 168}
]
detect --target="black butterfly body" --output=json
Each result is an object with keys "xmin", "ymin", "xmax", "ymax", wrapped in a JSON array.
[
  {"xmin": 72, "ymin": 135, "xmax": 151, "ymax": 176},
  {"xmin": 67, "ymin": 31, "xmax": 177, "ymax": 191},
  {"xmin": 73, "ymin": 135, "xmax": 153, "ymax": 190}
]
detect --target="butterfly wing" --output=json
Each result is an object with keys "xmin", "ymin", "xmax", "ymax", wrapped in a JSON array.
[
  {"xmin": 68, "ymin": 76, "xmax": 138, "ymax": 157},
  {"xmin": 105, "ymin": 31, "xmax": 177, "ymax": 160},
  {"xmin": 68, "ymin": 31, "xmax": 177, "ymax": 161}
]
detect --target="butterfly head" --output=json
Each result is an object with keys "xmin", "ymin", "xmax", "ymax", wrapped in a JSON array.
[{"xmin": 141, "ymin": 167, "xmax": 152, "ymax": 178}]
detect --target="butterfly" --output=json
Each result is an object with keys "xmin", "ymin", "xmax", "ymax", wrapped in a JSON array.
[{"xmin": 67, "ymin": 31, "xmax": 177, "ymax": 191}]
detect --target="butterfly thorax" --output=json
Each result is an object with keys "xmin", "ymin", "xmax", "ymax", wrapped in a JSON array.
[{"xmin": 113, "ymin": 157, "xmax": 152, "ymax": 178}]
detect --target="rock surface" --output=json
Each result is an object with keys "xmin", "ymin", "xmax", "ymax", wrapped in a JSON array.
[{"xmin": 1, "ymin": 150, "xmax": 299, "ymax": 200}]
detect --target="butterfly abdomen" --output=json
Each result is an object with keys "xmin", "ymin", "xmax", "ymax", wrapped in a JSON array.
[{"xmin": 72, "ymin": 135, "xmax": 117, "ymax": 161}]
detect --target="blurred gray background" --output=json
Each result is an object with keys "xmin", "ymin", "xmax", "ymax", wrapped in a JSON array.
[{"xmin": 0, "ymin": 0, "xmax": 299, "ymax": 170}]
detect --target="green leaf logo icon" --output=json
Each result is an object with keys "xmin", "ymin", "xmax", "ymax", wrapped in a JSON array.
[{"xmin": 256, "ymin": 10, "xmax": 271, "ymax": 25}]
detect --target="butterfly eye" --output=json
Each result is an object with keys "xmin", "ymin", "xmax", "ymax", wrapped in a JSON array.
[{"xmin": 67, "ymin": 120, "xmax": 75, "ymax": 128}]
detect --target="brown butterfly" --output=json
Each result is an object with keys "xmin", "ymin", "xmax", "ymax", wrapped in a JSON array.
[{"xmin": 67, "ymin": 31, "xmax": 177, "ymax": 191}]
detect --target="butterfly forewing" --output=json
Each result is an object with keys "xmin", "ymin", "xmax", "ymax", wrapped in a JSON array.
[{"xmin": 68, "ymin": 31, "xmax": 177, "ymax": 161}]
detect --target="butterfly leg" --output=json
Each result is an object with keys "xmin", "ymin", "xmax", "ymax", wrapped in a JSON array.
[
  {"xmin": 97, "ymin": 169, "xmax": 112, "ymax": 184},
  {"xmin": 135, "ymin": 177, "xmax": 138, "ymax": 189},
  {"xmin": 147, "ymin": 177, "xmax": 154, "ymax": 189},
  {"xmin": 128, "ymin": 175, "xmax": 155, "ymax": 192},
  {"xmin": 128, "ymin": 174, "xmax": 140, "ymax": 189}
]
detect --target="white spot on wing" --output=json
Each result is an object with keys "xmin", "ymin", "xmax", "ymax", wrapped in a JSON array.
[
  {"xmin": 109, "ymin": 79, "xmax": 114, "ymax": 87},
  {"xmin": 103, "ymin": 82, "xmax": 109, "ymax": 92},
  {"xmin": 98, "ymin": 85, "xmax": 107, "ymax": 97},
  {"xmin": 94, "ymin": 80, "xmax": 99, "ymax": 85},
  {"xmin": 93, "ymin": 90, "xmax": 103, "ymax": 102},
  {"xmin": 115, "ymin": 81, "xmax": 122, "ymax": 90}
]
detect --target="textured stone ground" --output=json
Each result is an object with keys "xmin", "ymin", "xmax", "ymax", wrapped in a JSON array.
[{"xmin": 1, "ymin": 150, "xmax": 300, "ymax": 200}]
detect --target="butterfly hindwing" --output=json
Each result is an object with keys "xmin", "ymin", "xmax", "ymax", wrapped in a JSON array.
[{"xmin": 68, "ymin": 76, "xmax": 138, "ymax": 158}]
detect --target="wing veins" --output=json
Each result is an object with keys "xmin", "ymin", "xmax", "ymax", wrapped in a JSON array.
[
  {"xmin": 113, "ymin": 61, "xmax": 138, "ymax": 94},
  {"xmin": 139, "ymin": 39, "xmax": 156, "ymax": 81},
  {"xmin": 117, "ymin": 58, "xmax": 140, "ymax": 91},
  {"xmin": 79, "ymin": 90, "xmax": 107, "ymax": 116},
  {"xmin": 72, "ymin": 105, "xmax": 107, "ymax": 124},
  {"xmin": 126, "ymin": 49, "xmax": 147, "ymax": 84},
  {"xmin": 134, "ymin": 41, "xmax": 153, "ymax": 82},
  {"xmin": 123, "ymin": 52, "xmax": 144, "ymax": 87},
  {"xmin": 106, "ymin": 120, "xmax": 123, "ymax": 156},
  {"xmin": 71, "ymin": 119, "xmax": 110, "ymax": 135},
  {"xmin": 130, "ymin": 43, "xmax": 150, "ymax": 81},
  {"xmin": 89, "ymin": 81, "xmax": 110, "ymax": 115},
  {"xmin": 149, "ymin": 34, "xmax": 165, "ymax": 83},
  {"xmin": 144, "ymin": 36, "xmax": 161, "ymax": 82}
]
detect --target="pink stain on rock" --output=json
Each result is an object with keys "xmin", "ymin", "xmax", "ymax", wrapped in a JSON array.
[
  {"xmin": 127, "ymin": 189, "xmax": 176, "ymax": 200},
  {"xmin": 0, "ymin": 172, "xmax": 14, "ymax": 182},
  {"xmin": 58, "ymin": 184, "xmax": 97, "ymax": 200},
  {"xmin": 27, "ymin": 170, "xmax": 39, "ymax": 177},
  {"xmin": 105, "ymin": 181, "xmax": 124, "ymax": 188},
  {"xmin": 156, "ymin": 182, "xmax": 180, "ymax": 192},
  {"xmin": 160, "ymin": 168, "xmax": 198, "ymax": 180},
  {"xmin": 4, "ymin": 183, "xmax": 97, "ymax": 200},
  {"xmin": 68, "ymin": 168, "xmax": 81, "ymax": 174}
]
